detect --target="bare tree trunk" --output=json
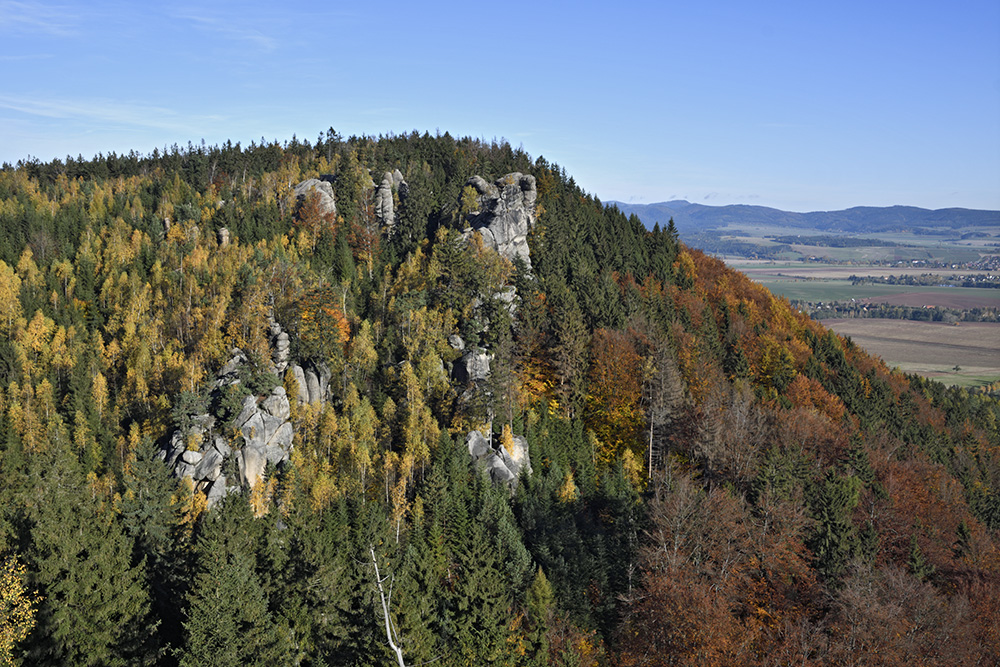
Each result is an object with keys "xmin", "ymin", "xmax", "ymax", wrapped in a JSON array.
[{"xmin": 370, "ymin": 546, "xmax": 407, "ymax": 667}]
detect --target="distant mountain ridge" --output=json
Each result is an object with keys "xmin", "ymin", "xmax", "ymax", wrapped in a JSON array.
[{"xmin": 608, "ymin": 199, "xmax": 1000, "ymax": 234}]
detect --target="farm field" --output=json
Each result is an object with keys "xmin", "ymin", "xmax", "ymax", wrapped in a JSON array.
[
  {"xmin": 758, "ymin": 281, "xmax": 1000, "ymax": 308},
  {"xmin": 819, "ymin": 319, "xmax": 1000, "ymax": 387},
  {"xmin": 731, "ymin": 262, "xmax": 996, "ymax": 281},
  {"xmin": 727, "ymin": 260, "xmax": 1000, "ymax": 307}
]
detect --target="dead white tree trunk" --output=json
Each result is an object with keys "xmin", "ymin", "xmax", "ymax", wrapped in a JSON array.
[{"xmin": 370, "ymin": 546, "xmax": 406, "ymax": 667}]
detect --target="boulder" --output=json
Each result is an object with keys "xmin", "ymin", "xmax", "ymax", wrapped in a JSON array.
[
  {"xmin": 264, "ymin": 445, "xmax": 287, "ymax": 466},
  {"xmin": 181, "ymin": 449, "xmax": 203, "ymax": 465},
  {"xmin": 175, "ymin": 461, "xmax": 196, "ymax": 480},
  {"xmin": 487, "ymin": 456, "xmax": 517, "ymax": 486},
  {"xmin": 206, "ymin": 474, "xmax": 229, "ymax": 508},
  {"xmin": 232, "ymin": 394, "xmax": 259, "ymax": 430},
  {"xmin": 508, "ymin": 434, "xmax": 532, "ymax": 476},
  {"xmin": 259, "ymin": 412, "xmax": 285, "ymax": 447},
  {"xmin": 192, "ymin": 446, "xmax": 225, "ymax": 482},
  {"xmin": 466, "ymin": 429, "xmax": 532, "ymax": 492},
  {"xmin": 267, "ymin": 422, "xmax": 294, "ymax": 451},
  {"xmin": 466, "ymin": 430, "xmax": 492, "ymax": 462},
  {"xmin": 163, "ymin": 430, "xmax": 187, "ymax": 467},
  {"xmin": 448, "ymin": 334, "xmax": 466, "ymax": 351},
  {"xmin": 260, "ymin": 386, "xmax": 290, "ymax": 421},
  {"xmin": 217, "ymin": 348, "xmax": 248, "ymax": 384},
  {"xmin": 212, "ymin": 436, "xmax": 231, "ymax": 458}
]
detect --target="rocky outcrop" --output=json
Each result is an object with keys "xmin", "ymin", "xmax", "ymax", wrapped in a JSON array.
[
  {"xmin": 293, "ymin": 178, "xmax": 337, "ymax": 217},
  {"xmin": 463, "ymin": 172, "xmax": 537, "ymax": 270},
  {"xmin": 270, "ymin": 320, "xmax": 290, "ymax": 375},
  {"xmin": 453, "ymin": 347, "xmax": 492, "ymax": 384},
  {"xmin": 374, "ymin": 169, "xmax": 407, "ymax": 230},
  {"xmin": 162, "ymin": 346, "xmax": 297, "ymax": 507},
  {"xmin": 290, "ymin": 361, "xmax": 330, "ymax": 406},
  {"xmin": 466, "ymin": 430, "xmax": 532, "ymax": 491}
]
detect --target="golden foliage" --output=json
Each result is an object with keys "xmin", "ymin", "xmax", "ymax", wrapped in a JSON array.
[{"xmin": 0, "ymin": 556, "xmax": 39, "ymax": 667}]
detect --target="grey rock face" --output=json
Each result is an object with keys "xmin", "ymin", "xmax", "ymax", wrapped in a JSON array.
[
  {"xmin": 181, "ymin": 449, "xmax": 203, "ymax": 465},
  {"xmin": 375, "ymin": 172, "xmax": 395, "ymax": 228},
  {"xmin": 289, "ymin": 362, "xmax": 330, "ymax": 405},
  {"xmin": 467, "ymin": 430, "xmax": 492, "ymax": 462},
  {"xmin": 207, "ymin": 475, "xmax": 230, "ymax": 505},
  {"xmin": 272, "ymin": 331, "xmax": 290, "ymax": 374},
  {"xmin": 233, "ymin": 395, "xmax": 259, "ymax": 430},
  {"xmin": 239, "ymin": 445, "xmax": 267, "ymax": 488},
  {"xmin": 292, "ymin": 364, "xmax": 309, "ymax": 405},
  {"xmin": 374, "ymin": 169, "xmax": 409, "ymax": 231},
  {"xmin": 293, "ymin": 179, "xmax": 336, "ymax": 217},
  {"xmin": 261, "ymin": 386, "xmax": 290, "ymax": 420},
  {"xmin": 465, "ymin": 429, "xmax": 532, "ymax": 492},
  {"xmin": 305, "ymin": 369, "xmax": 322, "ymax": 406},
  {"xmin": 454, "ymin": 348, "xmax": 492, "ymax": 384},
  {"xmin": 463, "ymin": 172, "xmax": 537, "ymax": 270}
]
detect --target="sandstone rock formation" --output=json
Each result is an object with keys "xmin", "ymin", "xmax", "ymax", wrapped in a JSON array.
[
  {"xmin": 466, "ymin": 429, "xmax": 532, "ymax": 491},
  {"xmin": 374, "ymin": 169, "xmax": 408, "ymax": 230},
  {"xmin": 453, "ymin": 347, "xmax": 492, "ymax": 384},
  {"xmin": 293, "ymin": 178, "xmax": 337, "ymax": 217},
  {"xmin": 463, "ymin": 172, "xmax": 537, "ymax": 270},
  {"xmin": 162, "ymin": 336, "xmax": 300, "ymax": 507},
  {"xmin": 290, "ymin": 361, "xmax": 330, "ymax": 405}
]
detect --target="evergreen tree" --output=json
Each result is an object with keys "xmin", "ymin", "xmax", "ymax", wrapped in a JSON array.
[
  {"xmin": 21, "ymin": 447, "xmax": 158, "ymax": 666},
  {"xmin": 179, "ymin": 494, "xmax": 289, "ymax": 667}
]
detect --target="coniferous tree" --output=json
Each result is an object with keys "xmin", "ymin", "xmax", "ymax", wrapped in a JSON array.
[
  {"xmin": 21, "ymin": 446, "xmax": 158, "ymax": 666},
  {"xmin": 179, "ymin": 494, "xmax": 289, "ymax": 667}
]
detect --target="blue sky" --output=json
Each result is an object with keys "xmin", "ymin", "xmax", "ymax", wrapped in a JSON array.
[{"xmin": 2, "ymin": 0, "xmax": 998, "ymax": 212}]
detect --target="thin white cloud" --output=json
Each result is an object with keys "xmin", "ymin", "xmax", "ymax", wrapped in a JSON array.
[
  {"xmin": 0, "ymin": 53, "xmax": 54, "ymax": 61},
  {"xmin": 0, "ymin": 94, "xmax": 225, "ymax": 133},
  {"xmin": 171, "ymin": 10, "xmax": 277, "ymax": 52},
  {"xmin": 0, "ymin": 1, "xmax": 78, "ymax": 36}
]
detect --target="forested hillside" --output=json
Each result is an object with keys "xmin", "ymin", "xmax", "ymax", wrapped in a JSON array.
[{"xmin": 1, "ymin": 132, "xmax": 998, "ymax": 666}]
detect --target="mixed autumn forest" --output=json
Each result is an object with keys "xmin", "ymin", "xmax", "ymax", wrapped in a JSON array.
[{"xmin": 0, "ymin": 131, "xmax": 998, "ymax": 666}]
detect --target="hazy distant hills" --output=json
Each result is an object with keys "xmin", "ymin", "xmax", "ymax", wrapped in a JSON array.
[{"xmin": 608, "ymin": 200, "xmax": 1000, "ymax": 234}]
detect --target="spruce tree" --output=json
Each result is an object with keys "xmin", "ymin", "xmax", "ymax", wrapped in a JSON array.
[
  {"xmin": 22, "ymin": 446, "xmax": 158, "ymax": 666},
  {"xmin": 179, "ymin": 494, "xmax": 289, "ymax": 667}
]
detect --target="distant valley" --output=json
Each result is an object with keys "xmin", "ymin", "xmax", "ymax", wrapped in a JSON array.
[
  {"xmin": 608, "ymin": 199, "xmax": 1000, "ymax": 265},
  {"xmin": 609, "ymin": 199, "xmax": 1000, "ymax": 234}
]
